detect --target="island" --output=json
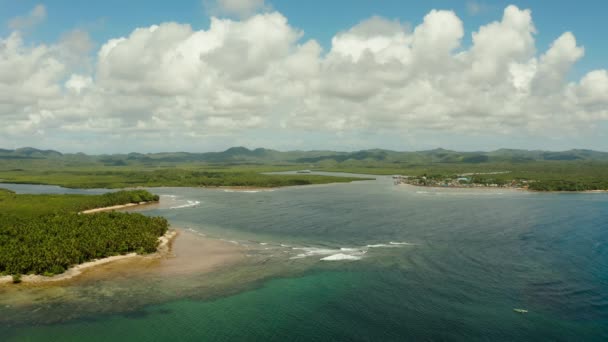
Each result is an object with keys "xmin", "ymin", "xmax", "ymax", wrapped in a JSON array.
[{"xmin": 0, "ymin": 189, "xmax": 170, "ymax": 283}]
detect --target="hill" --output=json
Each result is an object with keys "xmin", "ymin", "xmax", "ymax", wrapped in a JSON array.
[{"xmin": 2, "ymin": 146, "xmax": 608, "ymax": 167}]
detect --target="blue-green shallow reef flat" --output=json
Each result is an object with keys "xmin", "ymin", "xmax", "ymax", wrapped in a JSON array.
[{"xmin": 1, "ymin": 174, "xmax": 607, "ymax": 341}]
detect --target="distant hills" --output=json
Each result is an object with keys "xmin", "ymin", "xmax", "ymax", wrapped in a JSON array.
[
  {"xmin": 1, "ymin": 147, "xmax": 608, "ymax": 166},
  {"xmin": 0, "ymin": 147, "xmax": 64, "ymax": 160}
]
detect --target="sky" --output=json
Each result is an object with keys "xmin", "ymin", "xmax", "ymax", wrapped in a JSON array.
[{"xmin": 1, "ymin": 0, "xmax": 607, "ymax": 153}]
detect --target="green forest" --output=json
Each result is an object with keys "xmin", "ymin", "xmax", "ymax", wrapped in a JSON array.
[
  {"xmin": 0, "ymin": 169, "xmax": 369, "ymax": 189},
  {"xmin": 0, "ymin": 146, "xmax": 607, "ymax": 191},
  {"xmin": 0, "ymin": 189, "xmax": 167, "ymax": 279}
]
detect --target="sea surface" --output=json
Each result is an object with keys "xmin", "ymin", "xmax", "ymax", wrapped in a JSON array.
[{"xmin": 1, "ymin": 174, "xmax": 607, "ymax": 341}]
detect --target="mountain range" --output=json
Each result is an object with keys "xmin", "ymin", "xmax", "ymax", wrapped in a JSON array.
[{"xmin": 2, "ymin": 147, "xmax": 608, "ymax": 166}]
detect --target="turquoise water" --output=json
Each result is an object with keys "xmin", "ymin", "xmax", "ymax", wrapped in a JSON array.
[{"xmin": 1, "ymin": 176, "xmax": 607, "ymax": 340}]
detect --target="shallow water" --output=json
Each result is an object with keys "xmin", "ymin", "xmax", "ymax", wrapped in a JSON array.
[{"xmin": 1, "ymin": 176, "xmax": 608, "ymax": 341}]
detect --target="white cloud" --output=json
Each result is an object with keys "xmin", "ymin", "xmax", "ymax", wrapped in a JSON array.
[
  {"xmin": 8, "ymin": 4, "xmax": 47, "ymax": 31},
  {"xmin": 577, "ymin": 70, "xmax": 608, "ymax": 105},
  {"xmin": 0, "ymin": 32, "xmax": 64, "ymax": 123},
  {"xmin": 468, "ymin": 5, "xmax": 536, "ymax": 83},
  {"xmin": 65, "ymin": 74, "xmax": 93, "ymax": 94},
  {"xmin": 330, "ymin": 16, "xmax": 411, "ymax": 64},
  {"xmin": 1, "ymin": 5, "xmax": 608, "ymax": 151}
]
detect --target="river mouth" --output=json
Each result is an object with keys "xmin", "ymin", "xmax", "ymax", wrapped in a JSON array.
[{"xmin": 1, "ymin": 180, "xmax": 608, "ymax": 340}]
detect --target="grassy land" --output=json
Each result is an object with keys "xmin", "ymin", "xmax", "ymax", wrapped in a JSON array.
[
  {"xmin": 0, "ymin": 147, "xmax": 607, "ymax": 191},
  {"xmin": 0, "ymin": 168, "xmax": 370, "ymax": 189},
  {"xmin": 1, "ymin": 161, "xmax": 607, "ymax": 191},
  {"xmin": 0, "ymin": 189, "xmax": 168, "ymax": 277}
]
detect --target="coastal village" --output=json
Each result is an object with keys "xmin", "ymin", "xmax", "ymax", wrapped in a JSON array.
[{"xmin": 393, "ymin": 174, "xmax": 531, "ymax": 189}]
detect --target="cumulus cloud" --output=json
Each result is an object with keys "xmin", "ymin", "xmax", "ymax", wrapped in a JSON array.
[
  {"xmin": 0, "ymin": 32, "xmax": 64, "ymax": 127},
  {"xmin": 1, "ymin": 5, "xmax": 608, "ymax": 151},
  {"xmin": 65, "ymin": 74, "xmax": 93, "ymax": 94},
  {"xmin": 8, "ymin": 4, "xmax": 47, "ymax": 31}
]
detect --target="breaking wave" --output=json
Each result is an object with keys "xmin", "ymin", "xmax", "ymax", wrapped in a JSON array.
[
  {"xmin": 321, "ymin": 254, "xmax": 362, "ymax": 261},
  {"xmin": 170, "ymin": 200, "xmax": 201, "ymax": 209},
  {"xmin": 285, "ymin": 241, "xmax": 414, "ymax": 261},
  {"xmin": 223, "ymin": 189, "xmax": 275, "ymax": 193}
]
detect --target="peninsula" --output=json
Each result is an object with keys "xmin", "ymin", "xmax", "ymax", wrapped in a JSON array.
[{"xmin": 0, "ymin": 189, "xmax": 169, "ymax": 283}]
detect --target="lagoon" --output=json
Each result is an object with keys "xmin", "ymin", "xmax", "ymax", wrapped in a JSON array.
[{"xmin": 1, "ymin": 174, "xmax": 607, "ymax": 340}]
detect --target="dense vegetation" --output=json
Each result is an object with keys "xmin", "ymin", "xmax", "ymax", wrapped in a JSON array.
[
  {"xmin": 0, "ymin": 146, "xmax": 607, "ymax": 191},
  {"xmin": 527, "ymin": 180, "xmax": 608, "ymax": 191},
  {"xmin": 0, "ymin": 169, "xmax": 368, "ymax": 189},
  {"xmin": 0, "ymin": 189, "xmax": 167, "ymax": 277},
  {"xmin": 0, "ymin": 189, "xmax": 159, "ymax": 215}
]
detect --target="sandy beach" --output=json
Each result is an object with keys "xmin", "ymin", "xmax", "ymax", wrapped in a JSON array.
[
  {"xmin": 208, "ymin": 186, "xmax": 278, "ymax": 191},
  {"xmin": 80, "ymin": 201, "xmax": 159, "ymax": 214},
  {"xmin": 1, "ymin": 196, "xmax": 246, "ymax": 285},
  {"xmin": 0, "ymin": 228, "xmax": 245, "ymax": 285},
  {"xmin": 0, "ymin": 229, "xmax": 178, "ymax": 284},
  {"xmin": 51, "ymin": 228, "xmax": 246, "ymax": 284}
]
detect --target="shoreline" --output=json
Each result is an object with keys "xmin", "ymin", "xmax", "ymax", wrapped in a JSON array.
[
  {"xmin": 209, "ymin": 186, "xmax": 279, "ymax": 191},
  {"xmin": 0, "ymin": 229, "xmax": 178, "ymax": 285},
  {"xmin": 398, "ymin": 183, "xmax": 608, "ymax": 194},
  {"xmin": 80, "ymin": 201, "xmax": 159, "ymax": 214},
  {"xmin": 398, "ymin": 183, "xmax": 527, "ymax": 192},
  {"xmin": 1, "ymin": 176, "xmax": 370, "ymax": 193}
]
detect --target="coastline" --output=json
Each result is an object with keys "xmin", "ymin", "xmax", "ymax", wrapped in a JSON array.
[
  {"xmin": 0, "ymin": 229, "xmax": 178, "ymax": 285},
  {"xmin": 399, "ymin": 183, "xmax": 608, "ymax": 194},
  {"xmin": 216, "ymin": 186, "xmax": 280, "ymax": 191},
  {"xmin": 398, "ymin": 183, "xmax": 527, "ymax": 192},
  {"xmin": 80, "ymin": 201, "xmax": 159, "ymax": 214}
]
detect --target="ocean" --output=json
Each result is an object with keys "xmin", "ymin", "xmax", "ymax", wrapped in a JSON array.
[{"xmin": 1, "ymin": 174, "xmax": 607, "ymax": 341}]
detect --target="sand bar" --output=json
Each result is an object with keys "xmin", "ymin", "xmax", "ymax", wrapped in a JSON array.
[{"xmin": 80, "ymin": 201, "xmax": 158, "ymax": 214}]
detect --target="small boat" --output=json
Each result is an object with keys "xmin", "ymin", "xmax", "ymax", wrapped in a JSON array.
[{"xmin": 513, "ymin": 308, "xmax": 528, "ymax": 314}]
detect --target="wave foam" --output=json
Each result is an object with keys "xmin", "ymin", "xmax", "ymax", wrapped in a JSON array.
[
  {"xmin": 290, "ymin": 247, "xmax": 339, "ymax": 259},
  {"xmin": 282, "ymin": 240, "xmax": 414, "ymax": 261},
  {"xmin": 290, "ymin": 247, "xmax": 366, "ymax": 260},
  {"xmin": 321, "ymin": 254, "xmax": 362, "ymax": 261},
  {"xmin": 366, "ymin": 241, "xmax": 414, "ymax": 248},
  {"xmin": 223, "ymin": 189, "xmax": 274, "ymax": 193},
  {"xmin": 185, "ymin": 228, "xmax": 207, "ymax": 237},
  {"xmin": 415, "ymin": 190, "xmax": 509, "ymax": 196},
  {"xmin": 169, "ymin": 200, "xmax": 200, "ymax": 209}
]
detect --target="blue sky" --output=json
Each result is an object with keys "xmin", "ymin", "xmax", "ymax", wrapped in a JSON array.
[{"xmin": 1, "ymin": 0, "xmax": 608, "ymax": 152}]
